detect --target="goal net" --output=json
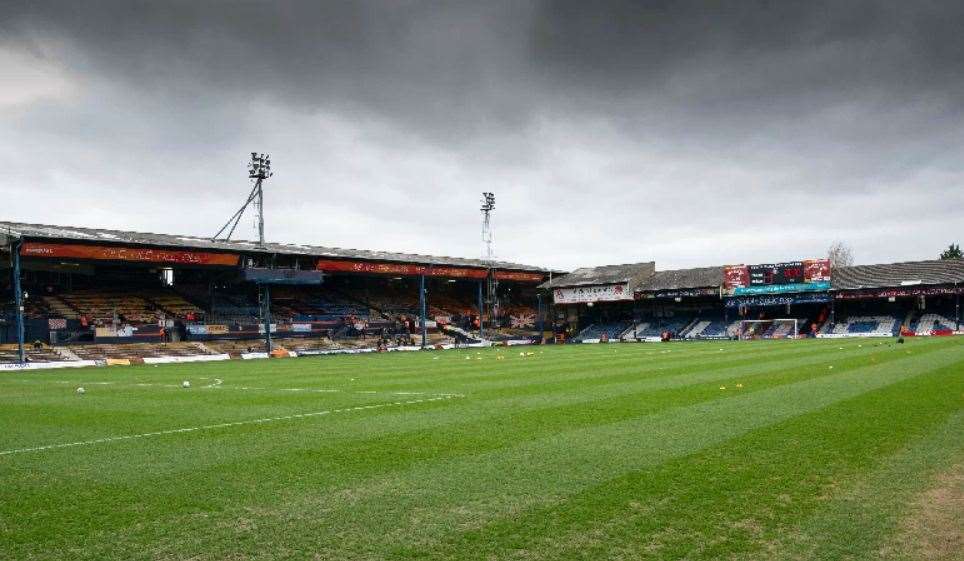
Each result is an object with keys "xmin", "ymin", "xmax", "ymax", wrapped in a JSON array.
[{"xmin": 737, "ymin": 318, "xmax": 799, "ymax": 340}]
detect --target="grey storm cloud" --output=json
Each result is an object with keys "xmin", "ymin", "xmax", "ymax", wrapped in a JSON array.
[{"xmin": 1, "ymin": 1, "xmax": 962, "ymax": 270}]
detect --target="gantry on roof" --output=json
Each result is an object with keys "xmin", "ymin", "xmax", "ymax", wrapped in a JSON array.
[{"xmin": 0, "ymin": 221, "xmax": 551, "ymax": 273}]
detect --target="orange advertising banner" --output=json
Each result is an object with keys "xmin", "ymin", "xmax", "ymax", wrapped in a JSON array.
[
  {"xmin": 316, "ymin": 258, "xmax": 486, "ymax": 279},
  {"xmin": 20, "ymin": 242, "xmax": 240, "ymax": 267},
  {"xmin": 493, "ymin": 270, "xmax": 546, "ymax": 283},
  {"xmin": 315, "ymin": 258, "xmax": 544, "ymax": 283}
]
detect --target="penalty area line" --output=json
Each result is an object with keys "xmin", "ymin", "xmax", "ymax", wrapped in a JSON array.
[{"xmin": 0, "ymin": 395, "xmax": 462, "ymax": 457}]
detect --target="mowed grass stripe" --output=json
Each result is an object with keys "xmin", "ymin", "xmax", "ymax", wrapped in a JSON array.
[
  {"xmin": 0, "ymin": 339, "xmax": 898, "ymax": 452},
  {"xmin": 1, "ymin": 338, "xmax": 960, "ymax": 560},
  {"xmin": 35, "ymin": 340, "xmax": 959, "ymax": 560},
  {"xmin": 430, "ymin": 360, "xmax": 964, "ymax": 561},
  {"xmin": 1, "ymin": 337, "xmax": 935, "ymax": 480},
  {"xmin": 226, "ymin": 344, "xmax": 961, "ymax": 555},
  {"xmin": 334, "ymin": 339, "xmax": 874, "ymax": 391},
  {"xmin": 761, "ymin": 412, "xmax": 963, "ymax": 561}
]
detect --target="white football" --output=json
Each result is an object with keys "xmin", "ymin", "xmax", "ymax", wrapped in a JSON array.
[
  {"xmin": 182, "ymin": 380, "xmax": 191, "ymax": 388},
  {"xmin": 76, "ymin": 387, "xmax": 86, "ymax": 394}
]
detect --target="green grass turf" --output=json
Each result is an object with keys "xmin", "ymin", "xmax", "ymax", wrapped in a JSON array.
[{"xmin": 1, "ymin": 337, "xmax": 961, "ymax": 560}]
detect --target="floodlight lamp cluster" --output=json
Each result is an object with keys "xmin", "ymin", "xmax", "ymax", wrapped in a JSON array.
[
  {"xmin": 481, "ymin": 192, "xmax": 495, "ymax": 212},
  {"xmin": 248, "ymin": 152, "xmax": 272, "ymax": 180}
]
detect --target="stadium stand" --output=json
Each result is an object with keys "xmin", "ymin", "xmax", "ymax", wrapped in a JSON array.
[{"xmin": 3, "ymin": 220, "xmax": 963, "ymax": 365}]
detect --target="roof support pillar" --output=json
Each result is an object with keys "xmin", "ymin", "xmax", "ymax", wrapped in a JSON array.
[
  {"xmin": 477, "ymin": 280, "xmax": 484, "ymax": 340},
  {"xmin": 262, "ymin": 283, "xmax": 272, "ymax": 354},
  {"xmin": 11, "ymin": 239, "xmax": 25, "ymax": 363},
  {"xmin": 419, "ymin": 275, "xmax": 427, "ymax": 349},
  {"xmin": 536, "ymin": 292, "xmax": 544, "ymax": 343},
  {"xmin": 955, "ymin": 285, "xmax": 960, "ymax": 331}
]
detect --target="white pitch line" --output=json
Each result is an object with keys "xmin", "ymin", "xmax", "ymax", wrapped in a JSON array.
[
  {"xmin": 4, "ymin": 379, "xmax": 462, "ymax": 398},
  {"xmin": 0, "ymin": 395, "xmax": 462, "ymax": 457}
]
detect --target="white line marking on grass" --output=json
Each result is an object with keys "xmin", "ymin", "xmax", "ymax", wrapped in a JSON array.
[
  {"xmin": 3, "ymin": 379, "xmax": 464, "ymax": 398},
  {"xmin": 0, "ymin": 395, "xmax": 462, "ymax": 457}
]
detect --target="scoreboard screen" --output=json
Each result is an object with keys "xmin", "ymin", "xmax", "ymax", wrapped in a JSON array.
[
  {"xmin": 725, "ymin": 259, "xmax": 831, "ymax": 295},
  {"xmin": 749, "ymin": 262, "xmax": 805, "ymax": 286}
]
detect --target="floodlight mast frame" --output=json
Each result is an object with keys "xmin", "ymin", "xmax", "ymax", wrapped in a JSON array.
[
  {"xmin": 8, "ymin": 236, "xmax": 26, "ymax": 363},
  {"xmin": 213, "ymin": 153, "xmax": 274, "ymax": 354},
  {"xmin": 737, "ymin": 318, "xmax": 798, "ymax": 340},
  {"xmin": 213, "ymin": 153, "xmax": 272, "ymax": 248},
  {"xmin": 480, "ymin": 193, "xmax": 498, "ymax": 336}
]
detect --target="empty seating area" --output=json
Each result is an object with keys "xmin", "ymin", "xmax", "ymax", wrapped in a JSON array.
[
  {"xmin": 824, "ymin": 315, "xmax": 901, "ymax": 337},
  {"xmin": 201, "ymin": 340, "xmax": 269, "ymax": 355},
  {"xmin": 69, "ymin": 342, "xmax": 218, "ymax": 361},
  {"xmin": 143, "ymin": 291, "xmax": 204, "ymax": 319},
  {"xmin": 270, "ymin": 287, "xmax": 374, "ymax": 322},
  {"xmin": 575, "ymin": 321, "xmax": 632, "ymax": 341},
  {"xmin": 682, "ymin": 319, "xmax": 729, "ymax": 339},
  {"xmin": 42, "ymin": 295, "xmax": 79, "ymax": 319},
  {"xmin": 207, "ymin": 292, "xmax": 261, "ymax": 323},
  {"xmin": 623, "ymin": 316, "xmax": 694, "ymax": 340},
  {"xmin": 911, "ymin": 313, "xmax": 957, "ymax": 334},
  {"xmin": 0, "ymin": 344, "xmax": 65, "ymax": 363},
  {"xmin": 59, "ymin": 289, "xmax": 163, "ymax": 324},
  {"xmin": 30, "ymin": 289, "xmax": 201, "ymax": 324},
  {"xmin": 763, "ymin": 319, "xmax": 804, "ymax": 338}
]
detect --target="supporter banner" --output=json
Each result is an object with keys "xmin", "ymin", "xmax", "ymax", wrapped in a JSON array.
[
  {"xmin": 510, "ymin": 312, "xmax": 536, "ymax": 328},
  {"xmin": 315, "ymin": 258, "xmax": 544, "ymax": 283},
  {"xmin": 21, "ymin": 242, "xmax": 239, "ymax": 267},
  {"xmin": 553, "ymin": 283, "xmax": 631, "ymax": 304},
  {"xmin": 835, "ymin": 286, "xmax": 964, "ymax": 300}
]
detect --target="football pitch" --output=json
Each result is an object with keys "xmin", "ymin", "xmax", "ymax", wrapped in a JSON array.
[{"xmin": 1, "ymin": 337, "xmax": 962, "ymax": 560}]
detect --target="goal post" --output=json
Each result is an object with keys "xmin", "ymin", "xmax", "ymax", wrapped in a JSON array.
[{"xmin": 737, "ymin": 318, "xmax": 799, "ymax": 340}]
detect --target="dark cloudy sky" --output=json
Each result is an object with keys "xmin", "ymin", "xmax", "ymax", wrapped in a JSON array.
[{"xmin": 2, "ymin": 1, "xmax": 962, "ymax": 270}]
